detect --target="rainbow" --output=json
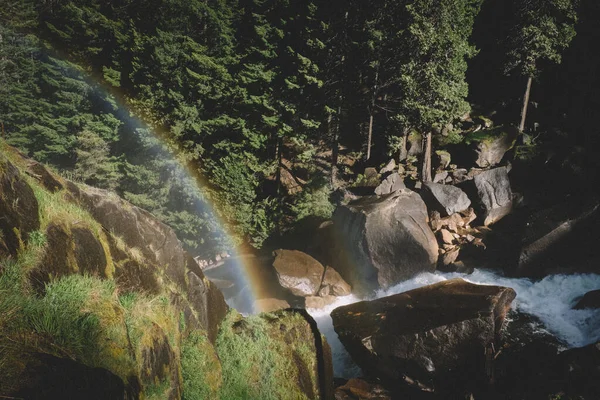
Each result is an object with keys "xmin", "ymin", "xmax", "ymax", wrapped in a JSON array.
[{"xmin": 38, "ymin": 48, "xmax": 264, "ymax": 313}]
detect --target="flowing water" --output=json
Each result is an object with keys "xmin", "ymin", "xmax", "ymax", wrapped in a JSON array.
[{"xmin": 307, "ymin": 270, "xmax": 600, "ymax": 377}]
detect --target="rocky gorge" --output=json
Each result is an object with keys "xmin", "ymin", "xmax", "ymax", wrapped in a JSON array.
[{"xmin": 2, "ymin": 125, "xmax": 600, "ymax": 399}]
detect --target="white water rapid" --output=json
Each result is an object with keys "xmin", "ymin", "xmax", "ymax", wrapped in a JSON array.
[{"xmin": 307, "ymin": 270, "xmax": 600, "ymax": 377}]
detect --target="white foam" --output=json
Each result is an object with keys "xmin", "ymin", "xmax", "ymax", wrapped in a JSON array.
[{"xmin": 307, "ymin": 270, "xmax": 600, "ymax": 377}]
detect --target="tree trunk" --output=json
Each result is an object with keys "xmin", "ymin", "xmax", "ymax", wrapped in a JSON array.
[
  {"xmin": 366, "ymin": 112, "xmax": 374, "ymax": 161},
  {"xmin": 399, "ymin": 128, "xmax": 409, "ymax": 163},
  {"xmin": 519, "ymin": 76, "xmax": 533, "ymax": 132},
  {"xmin": 421, "ymin": 132, "xmax": 432, "ymax": 183},
  {"xmin": 275, "ymin": 137, "xmax": 282, "ymax": 195},
  {"xmin": 329, "ymin": 111, "xmax": 339, "ymax": 188}
]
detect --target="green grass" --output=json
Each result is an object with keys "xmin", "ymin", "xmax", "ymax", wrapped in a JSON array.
[
  {"xmin": 181, "ymin": 331, "xmax": 222, "ymax": 400},
  {"xmin": 216, "ymin": 310, "xmax": 317, "ymax": 400}
]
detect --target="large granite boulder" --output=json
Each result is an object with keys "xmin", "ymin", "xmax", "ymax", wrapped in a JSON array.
[
  {"xmin": 0, "ymin": 154, "xmax": 40, "ymax": 257},
  {"xmin": 272, "ymin": 249, "xmax": 325, "ymax": 297},
  {"xmin": 463, "ymin": 166, "xmax": 512, "ymax": 226},
  {"xmin": 421, "ymin": 182, "xmax": 471, "ymax": 217},
  {"xmin": 332, "ymin": 190, "xmax": 438, "ymax": 292},
  {"xmin": 331, "ymin": 279, "xmax": 516, "ymax": 394}
]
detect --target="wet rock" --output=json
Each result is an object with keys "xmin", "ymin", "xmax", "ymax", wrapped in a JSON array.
[
  {"xmin": 272, "ymin": 249, "xmax": 325, "ymax": 297},
  {"xmin": 331, "ymin": 279, "xmax": 516, "ymax": 394},
  {"xmin": 0, "ymin": 155, "xmax": 40, "ymax": 257},
  {"xmin": 305, "ymin": 295, "xmax": 338, "ymax": 309},
  {"xmin": 421, "ymin": 182, "xmax": 471, "ymax": 217},
  {"xmin": 374, "ymin": 173, "xmax": 405, "ymax": 196},
  {"xmin": 333, "ymin": 190, "xmax": 438, "ymax": 292},
  {"xmin": 319, "ymin": 267, "xmax": 351, "ymax": 296},
  {"xmin": 573, "ymin": 289, "xmax": 600, "ymax": 310}
]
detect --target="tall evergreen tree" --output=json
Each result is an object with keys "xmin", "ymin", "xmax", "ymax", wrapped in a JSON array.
[{"xmin": 504, "ymin": 0, "xmax": 578, "ymax": 132}]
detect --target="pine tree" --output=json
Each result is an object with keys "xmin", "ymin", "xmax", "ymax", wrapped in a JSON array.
[{"xmin": 504, "ymin": 0, "xmax": 578, "ymax": 132}]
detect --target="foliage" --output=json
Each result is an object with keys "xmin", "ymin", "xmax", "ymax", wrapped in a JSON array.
[
  {"xmin": 291, "ymin": 180, "xmax": 335, "ymax": 221},
  {"xmin": 504, "ymin": 0, "xmax": 579, "ymax": 78}
]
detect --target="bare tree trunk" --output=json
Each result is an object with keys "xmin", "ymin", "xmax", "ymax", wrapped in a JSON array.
[
  {"xmin": 275, "ymin": 137, "xmax": 282, "ymax": 194},
  {"xmin": 421, "ymin": 132, "xmax": 432, "ymax": 182},
  {"xmin": 366, "ymin": 112, "xmax": 374, "ymax": 161},
  {"xmin": 329, "ymin": 112, "xmax": 339, "ymax": 188},
  {"xmin": 519, "ymin": 76, "xmax": 533, "ymax": 132},
  {"xmin": 399, "ymin": 128, "xmax": 409, "ymax": 163}
]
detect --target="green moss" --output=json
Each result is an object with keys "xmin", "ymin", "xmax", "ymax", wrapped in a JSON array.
[
  {"xmin": 464, "ymin": 126, "xmax": 508, "ymax": 145},
  {"xmin": 145, "ymin": 377, "xmax": 171, "ymax": 400},
  {"xmin": 216, "ymin": 310, "xmax": 318, "ymax": 400},
  {"xmin": 181, "ymin": 331, "xmax": 222, "ymax": 400}
]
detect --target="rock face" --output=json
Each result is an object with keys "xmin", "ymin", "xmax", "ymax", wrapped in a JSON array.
[
  {"xmin": 331, "ymin": 279, "xmax": 516, "ymax": 394},
  {"xmin": 421, "ymin": 182, "xmax": 471, "ymax": 216},
  {"xmin": 0, "ymin": 154, "xmax": 40, "ymax": 257},
  {"xmin": 465, "ymin": 166, "xmax": 512, "ymax": 226},
  {"xmin": 374, "ymin": 173, "xmax": 405, "ymax": 195},
  {"xmin": 333, "ymin": 190, "xmax": 438, "ymax": 292},
  {"xmin": 272, "ymin": 249, "xmax": 325, "ymax": 296},
  {"xmin": 1, "ymin": 146, "xmax": 334, "ymax": 399}
]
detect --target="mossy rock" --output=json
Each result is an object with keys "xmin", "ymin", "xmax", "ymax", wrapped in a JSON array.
[
  {"xmin": 13, "ymin": 353, "xmax": 132, "ymax": 400},
  {"xmin": 140, "ymin": 323, "xmax": 181, "ymax": 400},
  {"xmin": 464, "ymin": 126, "xmax": 518, "ymax": 168},
  {"xmin": 24, "ymin": 160, "xmax": 64, "ymax": 193},
  {"xmin": 0, "ymin": 154, "xmax": 40, "ymax": 257},
  {"xmin": 29, "ymin": 222, "xmax": 111, "ymax": 292},
  {"xmin": 217, "ymin": 309, "xmax": 333, "ymax": 400}
]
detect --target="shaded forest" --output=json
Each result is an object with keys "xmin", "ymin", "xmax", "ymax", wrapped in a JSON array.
[{"xmin": 1, "ymin": 0, "xmax": 598, "ymax": 257}]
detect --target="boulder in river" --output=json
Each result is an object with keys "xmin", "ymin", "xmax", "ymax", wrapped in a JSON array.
[
  {"xmin": 332, "ymin": 190, "xmax": 438, "ymax": 292},
  {"xmin": 331, "ymin": 279, "xmax": 516, "ymax": 394},
  {"xmin": 574, "ymin": 289, "xmax": 600, "ymax": 310},
  {"xmin": 272, "ymin": 249, "xmax": 325, "ymax": 297}
]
